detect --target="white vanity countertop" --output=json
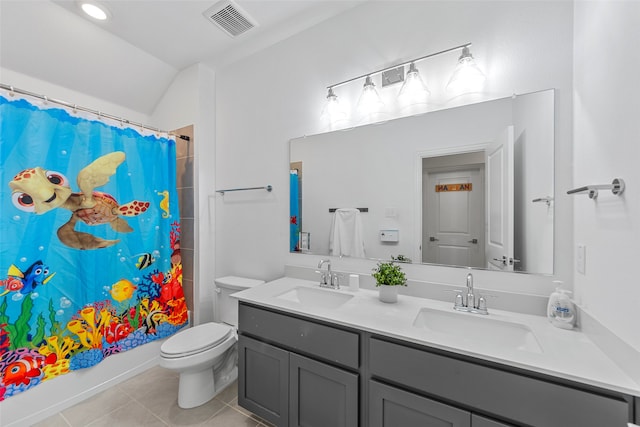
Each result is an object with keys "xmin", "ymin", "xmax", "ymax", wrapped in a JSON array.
[{"xmin": 233, "ymin": 276, "xmax": 640, "ymax": 396}]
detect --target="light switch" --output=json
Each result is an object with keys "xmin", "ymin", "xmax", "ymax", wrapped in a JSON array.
[{"xmin": 576, "ymin": 245, "xmax": 586, "ymax": 274}]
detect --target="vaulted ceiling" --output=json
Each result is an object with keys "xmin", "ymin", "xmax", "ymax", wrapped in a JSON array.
[{"xmin": 0, "ymin": 0, "xmax": 363, "ymax": 113}]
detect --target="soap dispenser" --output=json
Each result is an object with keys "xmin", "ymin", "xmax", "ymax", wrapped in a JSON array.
[{"xmin": 547, "ymin": 281, "xmax": 576, "ymax": 330}]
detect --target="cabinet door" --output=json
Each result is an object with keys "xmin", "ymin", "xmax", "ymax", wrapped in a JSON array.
[
  {"xmin": 290, "ymin": 353, "xmax": 358, "ymax": 427},
  {"xmin": 238, "ymin": 335, "xmax": 289, "ymax": 427},
  {"xmin": 369, "ymin": 380, "xmax": 471, "ymax": 427},
  {"xmin": 472, "ymin": 414, "xmax": 515, "ymax": 427}
]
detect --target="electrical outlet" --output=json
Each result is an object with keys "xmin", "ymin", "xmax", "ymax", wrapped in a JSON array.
[{"xmin": 576, "ymin": 245, "xmax": 586, "ymax": 274}]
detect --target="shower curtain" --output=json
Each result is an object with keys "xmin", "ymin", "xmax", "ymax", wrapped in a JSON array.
[
  {"xmin": 0, "ymin": 94, "xmax": 187, "ymax": 401},
  {"xmin": 290, "ymin": 169, "xmax": 300, "ymax": 251}
]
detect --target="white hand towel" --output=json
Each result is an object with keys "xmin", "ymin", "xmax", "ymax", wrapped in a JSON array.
[{"xmin": 329, "ymin": 208, "xmax": 365, "ymax": 257}]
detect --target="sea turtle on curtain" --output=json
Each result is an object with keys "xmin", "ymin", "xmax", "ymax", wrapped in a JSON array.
[{"xmin": 8, "ymin": 151, "xmax": 149, "ymax": 250}]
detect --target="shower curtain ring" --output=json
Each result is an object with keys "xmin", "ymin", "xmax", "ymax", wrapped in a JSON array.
[
  {"xmin": 43, "ymin": 96, "xmax": 48, "ymax": 104},
  {"xmin": 9, "ymin": 86, "xmax": 15, "ymax": 97},
  {"xmin": 73, "ymin": 104, "xmax": 77, "ymax": 113}
]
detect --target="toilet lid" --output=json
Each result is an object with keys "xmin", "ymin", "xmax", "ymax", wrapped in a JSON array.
[{"xmin": 161, "ymin": 323, "xmax": 232, "ymax": 357}]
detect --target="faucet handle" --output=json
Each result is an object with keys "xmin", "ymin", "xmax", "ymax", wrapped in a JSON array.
[
  {"xmin": 330, "ymin": 273, "xmax": 342, "ymax": 289},
  {"xmin": 454, "ymin": 292, "xmax": 465, "ymax": 309},
  {"xmin": 474, "ymin": 295, "xmax": 490, "ymax": 315}
]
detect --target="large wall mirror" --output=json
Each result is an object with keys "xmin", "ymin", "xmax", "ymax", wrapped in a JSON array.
[{"xmin": 290, "ymin": 89, "xmax": 554, "ymax": 275}]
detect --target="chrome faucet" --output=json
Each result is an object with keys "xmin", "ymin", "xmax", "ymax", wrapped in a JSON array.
[
  {"xmin": 454, "ymin": 272, "xmax": 488, "ymax": 315},
  {"xmin": 316, "ymin": 259, "xmax": 340, "ymax": 289},
  {"xmin": 466, "ymin": 273, "xmax": 475, "ymax": 311}
]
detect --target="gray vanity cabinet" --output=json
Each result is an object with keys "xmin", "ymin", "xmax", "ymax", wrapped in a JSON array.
[
  {"xmin": 238, "ymin": 335, "xmax": 289, "ymax": 425},
  {"xmin": 238, "ymin": 303, "xmax": 360, "ymax": 427},
  {"xmin": 369, "ymin": 337, "xmax": 632, "ymax": 427},
  {"xmin": 369, "ymin": 380, "xmax": 514, "ymax": 427},
  {"xmin": 369, "ymin": 380, "xmax": 471, "ymax": 427},
  {"xmin": 238, "ymin": 301, "xmax": 636, "ymax": 427},
  {"xmin": 289, "ymin": 353, "xmax": 358, "ymax": 427}
]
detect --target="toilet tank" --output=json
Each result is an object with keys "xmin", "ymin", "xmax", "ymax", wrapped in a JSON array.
[{"xmin": 215, "ymin": 276, "xmax": 265, "ymax": 327}]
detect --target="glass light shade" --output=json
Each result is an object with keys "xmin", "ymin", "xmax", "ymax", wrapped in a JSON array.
[
  {"xmin": 398, "ymin": 62, "xmax": 430, "ymax": 106},
  {"xmin": 446, "ymin": 47, "xmax": 486, "ymax": 94},
  {"xmin": 356, "ymin": 76, "xmax": 385, "ymax": 116},
  {"xmin": 321, "ymin": 88, "xmax": 348, "ymax": 123}
]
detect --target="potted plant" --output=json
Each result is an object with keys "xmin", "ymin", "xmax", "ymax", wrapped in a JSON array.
[{"xmin": 372, "ymin": 261, "xmax": 407, "ymax": 303}]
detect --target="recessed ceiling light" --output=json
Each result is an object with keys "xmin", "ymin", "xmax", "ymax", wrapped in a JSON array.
[{"xmin": 79, "ymin": 2, "xmax": 110, "ymax": 20}]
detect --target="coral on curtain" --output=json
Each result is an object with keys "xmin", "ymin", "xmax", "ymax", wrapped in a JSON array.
[{"xmin": 0, "ymin": 94, "xmax": 186, "ymax": 400}]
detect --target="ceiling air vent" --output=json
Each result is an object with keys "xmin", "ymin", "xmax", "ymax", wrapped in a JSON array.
[{"xmin": 203, "ymin": 0, "xmax": 258, "ymax": 37}]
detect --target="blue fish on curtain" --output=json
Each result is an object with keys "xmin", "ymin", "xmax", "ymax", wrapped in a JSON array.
[
  {"xmin": 290, "ymin": 169, "xmax": 300, "ymax": 251},
  {"xmin": 0, "ymin": 95, "xmax": 187, "ymax": 400}
]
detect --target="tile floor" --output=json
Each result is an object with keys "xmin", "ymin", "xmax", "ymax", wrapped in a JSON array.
[{"xmin": 33, "ymin": 366, "xmax": 274, "ymax": 427}]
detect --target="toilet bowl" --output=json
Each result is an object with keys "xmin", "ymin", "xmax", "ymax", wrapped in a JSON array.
[{"xmin": 160, "ymin": 276, "xmax": 264, "ymax": 409}]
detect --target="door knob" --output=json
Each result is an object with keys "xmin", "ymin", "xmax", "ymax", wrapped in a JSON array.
[
  {"xmin": 429, "ymin": 237, "xmax": 439, "ymax": 242},
  {"xmin": 492, "ymin": 256, "xmax": 507, "ymax": 265},
  {"xmin": 468, "ymin": 238, "xmax": 478, "ymax": 244}
]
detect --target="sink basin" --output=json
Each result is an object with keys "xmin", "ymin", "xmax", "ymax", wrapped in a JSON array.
[
  {"xmin": 276, "ymin": 286, "xmax": 354, "ymax": 309},
  {"xmin": 412, "ymin": 307, "xmax": 543, "ymax": 353}
]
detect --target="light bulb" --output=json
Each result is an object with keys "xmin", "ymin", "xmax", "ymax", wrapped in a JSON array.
[
  {"xmin": 80, "ymin": 2, "xmax": 109, "ymax": 20},
  {"xmin": 356, "ymin": 76, "xmax": 385, "ymax": 116},
  {"xmin": 446, "ymin": 47, "xmax": 486, "ymax": 94},
  {"xmin": 398, "ymin": 62, "xmax": 430, "ymax": 107},
  {"xmin": 321, "ymin": 88, "xmax": 348, "ymax": 124}
]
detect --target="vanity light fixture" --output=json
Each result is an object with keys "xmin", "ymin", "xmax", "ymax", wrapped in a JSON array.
[
  {"xmin": 356, "ymin": 75, "xmax": 385, "ymax": 116},
  {"xmin": 321, "ymin": 87, "xmax": 348, "ymax": 123},
  {"xmin": 79, "ymin": 1, "xmax": 110, "ymax": 21},
  {"xmin": 397, "ymin": 62, "xmax": 430, "ymax": 106},
  {"xmin": 323, "ymin": 42, "xmax": 484, "ymax": 120},
  {"xmin": 445, "ymin": 46, "xmax": 486, "ymax": 94}
]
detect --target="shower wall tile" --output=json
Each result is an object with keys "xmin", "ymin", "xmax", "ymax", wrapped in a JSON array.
[
  {"xmin": 172, "ymin": 125, "xmax": 194, "ymax": 315},
  {"xmin": 182, "ymin": 278, "xmax": 194, "ymax": 317},
  {"xmin": 176, "ymin": 137, "xmax": 189, "ymax": 159},
  {"xmin": 181, "ymin": 218, "xmax": 194, "ymax": 251},
  {"xmin": 176, "ymin": 157, "xmax": 194, "ymax": 188},
  {"xmin": 177, "ymin": 188, "xmax": 195, "ymax": 218},
  {"xmin": 181, "ymin": 248, "xmax": 194, "ymax": 282}
]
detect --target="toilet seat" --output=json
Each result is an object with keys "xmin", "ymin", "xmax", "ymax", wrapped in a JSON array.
[{"xmin": 161, "ymin": 322, "xmax": 233, "ymax": 359}]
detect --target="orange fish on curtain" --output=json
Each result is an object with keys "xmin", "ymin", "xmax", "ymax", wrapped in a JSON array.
[{"xmin": 0, "ymin": 94, "xmax": 187, "ymax": 401}]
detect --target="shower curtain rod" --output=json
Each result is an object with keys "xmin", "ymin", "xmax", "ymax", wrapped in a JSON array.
[{"xmin": 0, "ymin": 83, "xmax": 190, "ymax": 141}]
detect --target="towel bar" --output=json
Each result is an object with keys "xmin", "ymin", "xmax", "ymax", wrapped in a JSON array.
[
  {"xmin": 329, "ymin": 208, "xmax": 368, "ymax": 213},
  {"xmin": 567, "ymin": 178, "xmax": 625, "ymax": 199},
  {"xmin": 216, "ymin": 185, "xmax": 272, "ymax": 195}
]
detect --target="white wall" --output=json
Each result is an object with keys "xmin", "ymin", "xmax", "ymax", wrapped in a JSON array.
[
  {"xmin": 215, "ymin": 1, "xmax": 574, "ymax": 295},
  {"xmin": 151, "ymin": 63, "xmax": 218, "ymax": 325},
  {"xmin": 573, "ymin": 1, "xmax": 640, "ymax": 352}
]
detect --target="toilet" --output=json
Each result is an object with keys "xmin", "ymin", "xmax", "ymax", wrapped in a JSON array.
[{"xmin": 160, "ymin": 276, "xmax": 264, "ymax": 409}]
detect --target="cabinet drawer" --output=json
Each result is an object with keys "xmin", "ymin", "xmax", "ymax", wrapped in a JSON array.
[
  {"xmin": 370, "ymin": 337, "xmax": 631, "ymax": 427},
  {"xmin": 239, "ymin": 303, "xmax": 359, "ymax": 369}
]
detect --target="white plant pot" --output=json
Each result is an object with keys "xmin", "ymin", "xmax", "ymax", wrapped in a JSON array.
[{"xmin": 378, "ymin": 285, "xmax": 398, "ymax": 303}]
